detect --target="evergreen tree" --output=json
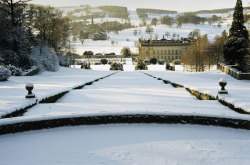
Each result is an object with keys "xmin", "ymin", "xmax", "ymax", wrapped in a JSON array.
[
  {"xmin": 0, "ymin": 0, "xmax": 31, "ymax": 68},
  {"xmin": 223, "ymin": 0, "xmax": 249, "ymax": 67}
]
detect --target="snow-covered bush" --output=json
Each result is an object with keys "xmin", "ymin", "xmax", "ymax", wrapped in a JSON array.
[
  {"xmin": 81, "ymin": 63, "xmax": 91, "ymax": 69},
  {"xmin": 30, "ymin": 46, "xmax": 59, "ymax": 72},
  {"xmin": 6, "ymin": 65, "xmax": 23, "ymax": 76},
  {"xmin": 110, "ymin": 62, "xmax": 123, "ymax": 71},
  {"xmin": 135, "ymin": 60, "xmax": 148, "ymax": 70},
  {"xmin": 0, "ymin": 66, "xmax": 11, "ymax": 81},
  {"xmin": 158, "ymin": 60, "xmax": 165, "ymax": 65}
]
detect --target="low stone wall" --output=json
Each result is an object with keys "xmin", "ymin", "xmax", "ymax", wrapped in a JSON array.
[{"xmin": 217, "ymin": 63, "xmax": 250, "ymax": 80}]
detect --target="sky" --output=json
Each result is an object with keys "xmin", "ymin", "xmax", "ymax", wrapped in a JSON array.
[{"xmin": 30, "ymin": 0, "xmax": 250, "ymax": 12}]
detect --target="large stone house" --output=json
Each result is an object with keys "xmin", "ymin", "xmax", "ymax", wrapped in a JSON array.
[{"xmin": 138, "ymin": 37, "xmax": 191, "ymax": 62}]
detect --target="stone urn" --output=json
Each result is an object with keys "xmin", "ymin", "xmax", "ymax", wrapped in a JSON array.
[
  {"xmin": 26, "ymin": 83, "xmax": 36, "ymax": 98},
  {"xmin": 218, "ymin": 78, "xmax": 228, "ymax": 94}
]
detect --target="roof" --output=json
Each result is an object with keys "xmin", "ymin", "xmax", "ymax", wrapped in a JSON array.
[{"xmin": 139, "ymin": 38, "xmax": 191, "ymax": 47}]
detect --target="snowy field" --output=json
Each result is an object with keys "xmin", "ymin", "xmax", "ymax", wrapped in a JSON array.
[
  {"xmin": 0, "ymin": 67, "xmax": 114, "ymax": 118},
  {"xmin": 1, "ymin": 124, "xmax": 250, "ymax": 165},
  {"xmin": 145, "ymin": 70, "xmax": 250, "ymax": 112}
]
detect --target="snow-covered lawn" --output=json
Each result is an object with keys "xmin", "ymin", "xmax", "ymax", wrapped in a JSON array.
[
  {"xmin": 1, "ymin": 124, "xmax": 250, "ymax": 165},
  {"xmin": 0, "ymin": 67, "xmax": 114, "ymax": 118},
  {"xmin": 21, "ymin": 71, "xmax": 250, "ymax": 121},
  {"xmin": 144, "ymin": 70, "xmax": 250, "ymax": 112}
]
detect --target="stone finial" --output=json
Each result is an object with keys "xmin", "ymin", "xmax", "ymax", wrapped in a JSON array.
[
  {"xmin": 25, "ymin": 83, "xmax": 36, "ymax": 98},
  {"xmin": 218, "ymin": 78, "xmax": 228, "ymax": 94}
]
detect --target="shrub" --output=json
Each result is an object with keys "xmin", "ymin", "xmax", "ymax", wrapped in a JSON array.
[
  {"xmin": 110, "ymin": 62, "xmax": 123, "ymax": 71},
  {"xmin": 0, "ymin": 66, "xmax": 11, "ymax": 81},
  {"xmin": 135, "ymin": 60, "xmax": 148, "ymax": 70},
  {"xmin": 150, "ymin": 58, "xmax": 157, "ymax": 65},
  {"xmin": 172, "ymin": 65, "xmax": 175, "ymax": 71},
  {"xmin": 100, "ymin": 59, "xmax": 108, "ymax": 65},
  {"xmin": 143, "ymin": 59, "xmax": 150, "ymax": 65},
  {"xmin": 6, "ymin": 65, "xmax": 23, "ymax": 76},
  {"xmin": 158, "ymin": 60, "xmax": 165, "ymax": 65},
  {"xmin": 81, "ymin": 63, "xmax": 91, "ymax": 69},
  {"xmin": 166, "ymin": 63, "xmax": 171, "ymax": 70},
  {"xmin": 30, "ymin": 46, "xmax": 59, "ymax": 72},
  {"xmin": 166, "ymin": 63, "xmax": 175, "ymax": 71}
]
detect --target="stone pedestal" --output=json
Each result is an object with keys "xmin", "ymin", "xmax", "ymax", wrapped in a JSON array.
[{"xmin": 242, "ymin": 55, "xmax": 250, "ymax": 73}]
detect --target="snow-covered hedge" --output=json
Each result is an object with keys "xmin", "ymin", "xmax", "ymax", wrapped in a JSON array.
[
  {"xmin": 30, "ymin": 46, "xmax": 59, "ymax": 72},
  {"xmin": 0, "ymin": 66, "xmax": 11, "ymax": 81},
  {"xmin": 6, "ymin": 65, "xmax": 23, "ymax": 76}
]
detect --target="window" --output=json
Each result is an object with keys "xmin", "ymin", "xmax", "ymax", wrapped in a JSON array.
[
  {"xmin": 168, "ymin": 50, "xmax": 170, "ymax": 55},
  {"xmin": 176, "ymin": 50, "xmax": 178, "ymax": 55},
  {"xmin": 161, "ymin": 50, "xmax": 163, "ymax": 55},
  {"xmin": 165, "ymin": 50, "xmax": 167, "ymax": 55},
  {"xmin": 172, "ymin": 56, "xmax": 174, "ymax": 60},
  {"xmin": 172, "ymin": 50, "xmax": 174, "ymax": 54},
  {"xmin": 157, "ymin": 50, "xmax": 159, "ymax": 55},
  {"xmin": 153, "ymin": 51, "xmax": 155, "ymax": 55},
  {"xmin": 176, "ymin": 56, "xmax": 178, "ymax": 59}
]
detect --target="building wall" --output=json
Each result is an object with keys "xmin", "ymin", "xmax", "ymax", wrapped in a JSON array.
[{"xmin": 139, "ymin": 44, "xmax": 189, "ymax": 62}]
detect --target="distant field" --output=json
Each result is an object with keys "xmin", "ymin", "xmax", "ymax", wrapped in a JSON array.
[{"xmin": 66, "ymin": 6, "xmax": 249, "ymax": 55}]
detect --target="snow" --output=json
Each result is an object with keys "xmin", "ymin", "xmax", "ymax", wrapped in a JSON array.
[
  {"xmin": 26, "ymin": 83, "xmax": 34, "ymax": 88},
  {"xmin": 219, "ymin": 78, "xmax": 227, "ymax": 83},
  {"xmin": 1, "ymin": 124, "xmax": 250, "ymax": 165},
  {"xmin": 0, "ymin": 67, "xmax": 114, "ymax": 118},
  {"xmin": 20, "ymin": 71, "xmax": 250, "ymax": 121},
  {"xmin": 144, "ymin": 70, "xmax": 250, "ymax": 112}
]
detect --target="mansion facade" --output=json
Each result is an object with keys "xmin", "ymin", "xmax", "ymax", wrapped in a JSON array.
[{"xmin": 138, "ymin": 37, "xmax": 191, "ymax": 62}]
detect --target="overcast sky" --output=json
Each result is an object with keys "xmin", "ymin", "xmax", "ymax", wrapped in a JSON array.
[{"xmin": 30, "ymin": 0, "xmax": 249, "ymax": 12}]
